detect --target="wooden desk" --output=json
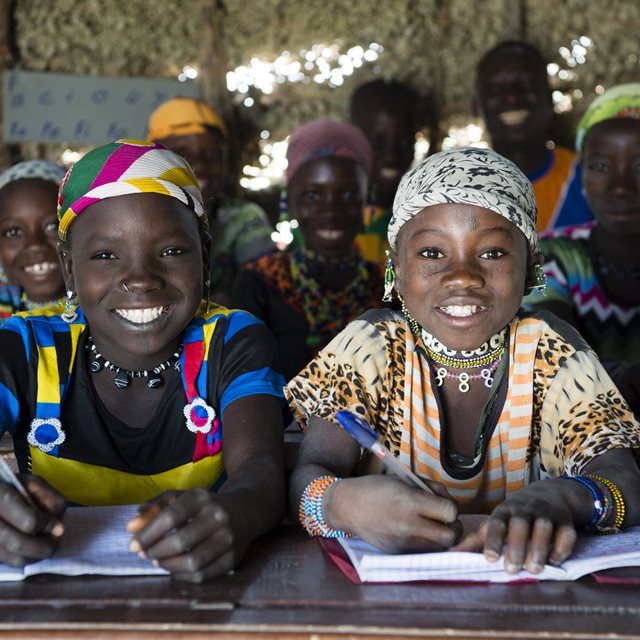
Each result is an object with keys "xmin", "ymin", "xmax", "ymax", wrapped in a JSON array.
[{"xmin": 0, "ymin": 523, "xmax": 638, "ymax": 639}]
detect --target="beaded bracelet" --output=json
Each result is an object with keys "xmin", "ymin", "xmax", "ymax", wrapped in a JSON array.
[
  {"xmin": 299, "ymin": 475, "xmax": 353, "ymax": 539},
  {"xmin": 586, "ymin": 474, "xmax": 626, "ymax": 532},
  {"xmin": 560, "ymin": 475, "xmax": 604, "ymax": 529}
]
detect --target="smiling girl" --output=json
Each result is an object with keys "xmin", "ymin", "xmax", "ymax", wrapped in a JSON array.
[
  {"xmin": 0, "ymin": 160, "xmax": 67, "ymax": 324},
  {"xmin": 526, "ymin": 83, "xmax": 640, "ymax": 417},
  {"xmin": 0, "ymin": 140, "xmax": 286, "ymax": 582},
  {"xmin": 287, "ymin": 147, "xmax": 640, "ymax": 575},
  {"xmin": 231, "ymin": 120, "xmax": 385, "ymax": 380}
]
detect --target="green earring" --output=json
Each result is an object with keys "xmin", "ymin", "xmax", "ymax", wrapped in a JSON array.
[
  {"xmin": 382, "ymin": 251, "xmax": 395, "ymax": 302},
  {"xmin": 532, "ymin": 264, "xmax": 548, "ymax": 294}
]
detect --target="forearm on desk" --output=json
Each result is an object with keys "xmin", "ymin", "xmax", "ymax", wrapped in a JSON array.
[
  {"xmin": 289, "ymin": 416, "xmax": 361, "ymax": 525},
  {"xmin": 582, "ymin": 448, "xmax": 640, "ymax": 527}
]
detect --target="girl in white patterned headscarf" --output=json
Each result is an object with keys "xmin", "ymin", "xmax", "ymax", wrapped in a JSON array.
[
  {"xmin": 0, "ymin": 160, "xmax": 68, "ymax": 324},
  {"xmin": 286, "ymin": 146, "xmax": 640, "ymax": 579}
]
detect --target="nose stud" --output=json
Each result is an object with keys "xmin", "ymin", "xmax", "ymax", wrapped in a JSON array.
[{"xmin": 123, "ymin": 282, "xmax": 131, "ymax": 293}]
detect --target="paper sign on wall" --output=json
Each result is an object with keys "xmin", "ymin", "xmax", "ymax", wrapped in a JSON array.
[{"xmin": 3, "ymin": 70, "xmax": 201, "ymax": 145}]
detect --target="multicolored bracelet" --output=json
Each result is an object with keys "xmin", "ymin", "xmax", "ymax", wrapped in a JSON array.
[
  {"xmin": 299, "ymin": 475, "xmax": 353, "ymax": 539},
  {"xmin": 586, "ymin": 474, "xmax": 626, "ymax": 532},
  {"xmin": 560, "ymin": 475, "xmax": 605, "ymax": 529}
]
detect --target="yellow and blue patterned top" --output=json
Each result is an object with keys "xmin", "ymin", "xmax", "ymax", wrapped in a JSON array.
[{"xmin": 0, "ymin": 303, "xmax": 284, "ymax": 506}]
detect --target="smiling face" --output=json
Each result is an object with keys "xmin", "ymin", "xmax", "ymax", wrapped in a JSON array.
[
  {"xmin": 393, "ymin": 203, "xmax": 529, "ymax": 350},
  {"xmin": 477, "ymin": 48, "xmax": 552, "ymax": 146},
  {"xmin": 157, "ymin": 128, "xmax": 227, "ymax": 205},
  {"xmin": 59, "ymin": 193, "xmax": 205, "ymax": 370},
  {"xmin": 582, "ymin": 118, "xmax": 640, "ymax": 237},
  {"xmin": 288, "ymin": 156, "xmax": 367, "ymax": 258},
  {"xmin": 353, "ymin": 106, "xmax": 416, "ymax": 208},
  {"xmin": 0, "ymin": 179, "xmax": 65, "ymax": 302}
]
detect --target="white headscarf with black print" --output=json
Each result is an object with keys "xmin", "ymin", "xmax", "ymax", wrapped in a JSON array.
[{"xmin": 388, "ymin": 147, "xmax": 539, "ymax": 255}]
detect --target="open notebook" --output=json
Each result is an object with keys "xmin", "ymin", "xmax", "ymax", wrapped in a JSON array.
[
  {"xmin": 335, "ymin": 526, "xmax": 640, "ymax": 583},
  {"xmin": 0, "ymin": 504, "xmax": 169, "ymax": 581}
]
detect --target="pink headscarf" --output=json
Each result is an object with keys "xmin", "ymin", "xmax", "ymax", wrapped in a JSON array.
[{"xmin": 285, "ymin": 119, "xmax": 372, "ymax": 182}]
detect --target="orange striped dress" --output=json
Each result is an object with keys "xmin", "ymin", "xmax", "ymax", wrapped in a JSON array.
[{"xmin": 286, "ymin": 308, "xmax": 640, "ymax": 514}]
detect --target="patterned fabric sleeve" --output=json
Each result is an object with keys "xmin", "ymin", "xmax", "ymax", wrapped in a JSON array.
[
  {"xmin": 284, "ymin": 311, "xmax": 393, "ymax": 434},
  {"xmin": 538, "ymin": 346, "xmax": 640, "ymax": 476},
  {"xmin": 217, "ymin": 200, "xmax": 275, "ymax": 267},
  {"xmin": 524, "ymin": 234, "xmax": 586, "ymax": 309},
  {"xmin": 215, "ymin": 310, "xmax": 285, "ymax": 416},
  {"xmin": 0, "ymin": 320, "xmax": 31, "ymax": 436}
]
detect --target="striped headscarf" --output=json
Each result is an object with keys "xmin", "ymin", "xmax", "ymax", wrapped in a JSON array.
[
  {"xmin": 285, "ymin": 119, "xmax": 372, "ymax": 182},
  {"xmin": 575, "ymin": 83, "xmax": 640, "ymax": 152},
  {"xmin": 0, "ymin": 159, "xmax": 67, "ymax": 194},
  {"xmin": 57, "ymin": 139, "xmax": 205, "ymax": 242},
  {"xmin": 389, "ymin": 147, "xmax": 539, "ymax": 254}
]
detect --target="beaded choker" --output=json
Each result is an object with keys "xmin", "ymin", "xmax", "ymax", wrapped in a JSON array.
[
  {"xmin": 21, "ymin": 292, "xmax": 67, "ymax": 311},
  {"xmin": 86, "ymin": 336, "xmax": 183, "ymax": 389},
  {"xmin": 421, "ymin": 328, "xmax": 506, "ymax": 393}
]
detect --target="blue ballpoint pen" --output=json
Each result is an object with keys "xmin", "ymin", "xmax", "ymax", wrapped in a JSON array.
[{"xmin": 335, "ymin": 410, "xmax": 433, "ymax": 494}]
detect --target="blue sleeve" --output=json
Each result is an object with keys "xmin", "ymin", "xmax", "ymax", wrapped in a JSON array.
[
  {"xmin": 554, "ymin": 163, "xmax": 594, "ymax": 229},
  {"xmin": 216, "ymin": 311, "xmax": 285, "ymax": 416},
  {"xmin": 0, "ymin": 319, "xmax": 31, "ymax": 436}
]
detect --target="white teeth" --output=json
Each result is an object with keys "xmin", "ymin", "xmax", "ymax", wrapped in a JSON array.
[
  {"xmin": 24, "ymin": 262, "xmax": 58, "ymax": 275},
  {"xmin": 380, "ymin": 167, "xmax": 400, "ymax": 179},
  {"xmin": 115, "ymin": 307, "xmax": 165, "ymax": 324},
  {"xmin": 440, "ymin": 305, "xmax": 484, "ymax": 317},
  {"xmin": 316, "ymin": 230, "xmax": 343, "ymax": 240},
  {"xmin": 498, "ymin": 109, "xmax": 530, "ymax": 126}
]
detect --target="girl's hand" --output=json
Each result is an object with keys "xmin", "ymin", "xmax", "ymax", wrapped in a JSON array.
[
  {"xmin": 127, "ymin": 488, "xmax": 247, "ymax": 583},
  {"xmin": 474, "ymin": 482, "xmax": 578, "ymax": 574},
  {"xmin": 325, "ymin": 475, "xmax": 462, "ymax": 553},
  {"xmin": 0, "ymin": 475, "xmax": 66, "ymax": 567}
]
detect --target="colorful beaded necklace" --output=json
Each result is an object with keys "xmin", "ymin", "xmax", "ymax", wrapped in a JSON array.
[
  {"xmin": 21, "ymin": 292, "xmax": 67, "ymax": 311},
  {"xmin": 421, "ymin": 327, "xmax": 506, "ymax": 393},
  {"xmin": 290, "ymin": 249, "xmax": 372, "ymax": 348}
]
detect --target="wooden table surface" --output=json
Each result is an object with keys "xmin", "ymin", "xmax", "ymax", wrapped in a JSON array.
[{"xmin": 0, "ymin": 523, "xmax": 639, "ymax": 640}]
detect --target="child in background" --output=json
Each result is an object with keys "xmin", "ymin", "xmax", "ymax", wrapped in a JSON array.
[
  {"xmin": 349, "ymin": 80, "xmax": 429, "ymax": 264},
  {"xmin": 287, "ymin": 147, "xmax": 640, "ymax": 574},
  {"xmin": 525, "ymin": 83, "xmax": 640, "ymax": 417},
  {"xmin": 147, "ymin": 97, "xmax": 275, "ymax": 305},
  {"xmin": 0, "ymin": 160, "xmax": 67, "ymax": 324},
  {"xmin": 231, "ymin": 120, "xmax": 385, "ymax": 381},
  {"xmin": 476, "ymin": 40, "xmax": 592, "ymax": 231},
  {"xmin": 0, "ymin": 140, "xmax": 285, "ymax": 582}
]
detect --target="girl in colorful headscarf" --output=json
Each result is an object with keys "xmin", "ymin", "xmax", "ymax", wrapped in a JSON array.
[
  {"xmin": 0, "ymin": 140, "xmax": 286, "ymax": 582},
  {"xmin": 287, "ymin": 147, "xmax": 640, "ymax": 573},
  {"xmin": 231, "ymin": 120, "xmax": 386, "ymax": 381},
  {"xmin": 526, "ymin": 83, "xmax": 640, "ymax": 417},
  {"xmin": 0, "ymin": 160, "xmax": 68, "ymax": 325}
]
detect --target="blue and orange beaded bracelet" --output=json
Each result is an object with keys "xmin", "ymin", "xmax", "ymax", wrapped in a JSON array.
[{"xmin": 299, "ymin": 475, "xmax": 353, "ymax": 539}]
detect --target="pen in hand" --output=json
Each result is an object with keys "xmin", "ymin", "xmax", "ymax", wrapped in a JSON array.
[{"xmin": 335, "ymin": 410, "xmax": 433, "ymax": 494}]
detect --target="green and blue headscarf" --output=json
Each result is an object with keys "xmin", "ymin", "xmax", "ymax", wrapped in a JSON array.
[{"xmin": 575, "ymin": 83, "xmax": 640, "ymax": 153}]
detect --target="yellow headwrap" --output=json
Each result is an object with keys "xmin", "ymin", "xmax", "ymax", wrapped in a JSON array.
[{"xmin": 146, "ymin": 97, "xmax": 228, "ymax": 141}]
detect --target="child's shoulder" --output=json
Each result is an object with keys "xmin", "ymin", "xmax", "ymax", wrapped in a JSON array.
[{"xmin": 517, "ymin": 309, "xmax": 592, "ymax": 355}]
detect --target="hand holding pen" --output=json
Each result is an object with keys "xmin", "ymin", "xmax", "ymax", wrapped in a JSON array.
[
  {"xmin": 329, "ymin": 410, "xmax": 462, "ymax": 552},
  {"xmin": 0, "ymin": 456, "xmax": 66, "ymax": 566}
]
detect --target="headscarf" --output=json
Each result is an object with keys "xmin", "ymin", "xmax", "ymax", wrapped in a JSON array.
[
  {"xmin": 389, "ymin": 147, "xmax": 539, "ymax": 254},
  {"xmin": 57, "ymin": 139, "xmax": 205, "ymax": 242},
  {"xmin": 0, "ymin": 159, "xmax": 67, "ymax": 194},
  {"xmin": 285, "ymin": 119, "xmax": 372, "ymax": 182},
  {"xmin": 575, "ymin": 83, "xmax": 640, "ymax": 152},
  {"xmin": 146, "ymin": 97, "xmax": 227, "ymax": 141}
]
